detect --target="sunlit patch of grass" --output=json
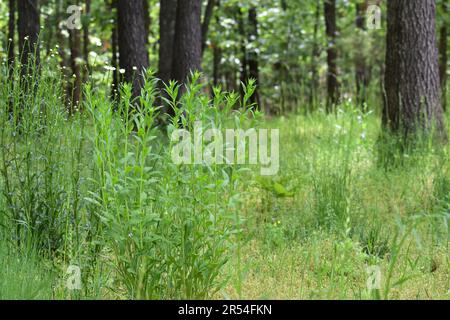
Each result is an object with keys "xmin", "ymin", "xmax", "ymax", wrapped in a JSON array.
[
  {"xmin": 0, "ymin": 241, "xmax": 55, "ymax": 300},
  {"xmin": 223, "ymin": 110, "xmax": 450, "ymax": 300}
]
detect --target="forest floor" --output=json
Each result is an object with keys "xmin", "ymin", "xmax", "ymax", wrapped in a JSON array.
[
  {"xmin": 217, "ymin": 111, "xmax": 449, "ymax": 300},
  {"xmin": 0, "ymin": 107, "xmax": 448, "ymax": 300}
]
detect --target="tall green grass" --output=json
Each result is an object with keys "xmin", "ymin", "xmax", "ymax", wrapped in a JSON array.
[
  {"xmin": 0, "ymin": 58, "xmax": 256, "ymax": 299},
  {"xmin": 0, "ymin": 57, "xmax": 448, "ymax": 300}
]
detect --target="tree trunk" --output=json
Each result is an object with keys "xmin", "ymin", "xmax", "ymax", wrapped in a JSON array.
[
  {"xmin": 212, "ymin": 0, "xmax": 221, "ymax": 87},
  {"xmin": 143, "ymin": 0, "xmax": 150, "ymax": 44},
  {"xmin": 384, "ymin": 0, "xmax": 446, "ymax": 141},
  {"xmin": 110, "ymin": 0, "xmax": 119, "ymax": 98},
  {"xmin": 69, "ymin": 25, "xmax": 82, "ymax": 112},
  {"xmin": 7, "ymin": 0, "xmax": 15, "ymax": 71},
  {"xmin": 237, "ymin": 7, "xmax": 248, "ymax": 99},
  {"xmin": 18, "ymin": 0, "xmax": 40, "ymax": 77},
  {"xmin": 117, "ymin": 0, "xmax": 150, "ymax": 101},
  {"xmin": 355, "ymin": 0, "xmax": 371, "ymax": 109},
  {"xmin": 171, "ymin": 0, "xmax": 202, "ymax": 87},
  {"xmin": 213, "ymin": 45, "xmax": 222, "ymax": 86},
  {"xmin": 247, "ymin": 6, "xmax": 261, "ymax": 109},
  {"xmin": 324, "ymin": 0, "xmax": 340, "ymax": 112},
  {"xmin": 83, "ymin": 0, "xmax": 91, "ymax": 82},
  {"xmin": 309, "ymin": 0, "xmax": 321, "ymax": 108},
  {"xmin": 158, "ymin": 0, "xmax": 177, "ymax": 85},
  {"xmin": 439, "ymin": 0, "xmax": 448, "ymax": 111},
  {"xmin": 201, "ymin": 0, "xmax": 216, "ymax": 54}
]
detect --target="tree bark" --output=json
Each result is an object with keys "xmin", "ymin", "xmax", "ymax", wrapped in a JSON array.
[
  {"xmin": 7, "ymin": 0, "xmax": 15, "ymax": 71},
  {"xmin": 158, "ymin": 0, "xmax": 177, "ymax": 85},
  {"xmin": 247, "ymin": 6, "xmax": 261, "ymax": 108},
  {"xmin": 237, "ymin": 7, "xmax": 248, "ymax": 99},
  {"xmin": 18, "ymin": 0, "xmax": 41, "ymax": 77},
  {"xmin": 117, "ymin": 0, "xmax": 150, "ymax": 101},
  {"xmin": 171, "ymin": 0, "xmax": 202, "ymax": 86},
  {"xmin": 110, "ymin": 0, "xmax": 119, "ymax": 98},
  {"xmin": 212, "ymin": 0, "xmax": 221, "ymax": 87},
  {"xmin": 69, "ymin": 25, "xmax": 82, "ymax": 112},
  {"xmin": 355, "ymin": 0, "xmax": 371, "ymax": 109},
  {"xmin": 201, "ymin": 0, "xmax": 216, "ymax": 54},
  {"xmin": 83, "ymin": 0, "xmax": 91, "ymax": 82},
  {"xmin": 309, "ymin": 0, "xmax": 321, "ymax": 108},
  {"xmin": 384, "ymin": 0, "xmax": 446, "ymax": 141},
  {"xmin": 324, "ymin": 0, "xmax": 340, "ymax": 112},
  {"xmin": 439, "ymin": 0, "xmax": 448, "ymax": 111}
]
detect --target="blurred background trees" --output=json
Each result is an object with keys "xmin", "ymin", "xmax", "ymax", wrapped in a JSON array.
[{"xmin": 0, "ymin": 0, "xmax": 448, "ymax": 124}]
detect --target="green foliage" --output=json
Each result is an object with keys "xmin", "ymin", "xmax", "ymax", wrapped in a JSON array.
[{"xmin": 0, "ymin": 240, "xmax": 55, "ymax": 300}]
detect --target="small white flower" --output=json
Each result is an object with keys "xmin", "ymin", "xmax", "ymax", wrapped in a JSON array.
[
  {"xmin": 104, "ymin": 65, "xmax": 116, "ymax": 71},
  {"xmin": 119, "ymin": 68, "xmax": 125, "ymax": 74},
  {"xmin": 132, "ymin": 66, "xmax": 138, "ymax": 71}
]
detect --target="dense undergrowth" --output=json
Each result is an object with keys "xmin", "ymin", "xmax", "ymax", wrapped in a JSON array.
[{"xmin": 0, "ymin": 62, "xmax": 448, "ymax": 300}]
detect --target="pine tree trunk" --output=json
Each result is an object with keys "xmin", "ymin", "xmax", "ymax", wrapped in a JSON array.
[
  {"xmin": 384, "ymin": 0, "xmax": 446, "ymax": 141},
  {"xmin": 248, "ymin": 6, "xmax": 261, "ymax": 109},
  {"xmin": 110, "ymin": 0, "xmax": 119, "ymax": 98},
  {"xmin": 212, "ymin": 0, "xmax": 221, "ymax": 87},
  {"xmin": 7, "ymin": 0, "xmax": 15, "ymax": 71},
  {"xmin": 201, "ymin": 0, "xmax": 216, "ymax": 54},
  {"xmin": 439, "ymin": 0, "xmax": 448, "ymax": 111},
  {"xmin": 237, "ymin": 7, "xmax": 248, "ymax": 99},
  {"xmin": 83, "ymin": 0, "xmax": 91, "ymax": 82},
  {"xmin": 309, "ymin": 0, "xmax": 321, "ymax": 108},
  {"xmin": 69, "ymin": 25, "xmax": 82, "ymax": 112},
  {"xmin": 18, "ymin": 0, "xmax": 40, "ymax": 77},
  {"xmin": 324, "ymin": 0, "xmax": 340, "ymax": 112},
  {"xmin": 355, "ymin": 0, "xmax": 370, "ymax": 109},
  {"xmin": 117, "ymin": 0, "xmax": 150, "ymax": 100},
  {"xmin": 158, "ymin": 0, "xmax": 177, "ymax": 85},
  {"xmin": 171, "ymin": 0, "xmax": 202, "ymax": 86}
]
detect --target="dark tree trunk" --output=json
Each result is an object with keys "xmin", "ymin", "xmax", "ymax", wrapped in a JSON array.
[
  {"xmin": 384, "ymin": 0, "xmax": 446, "ymax": 141},
  {"xmin": 69, "ymin": 25, "xmax": 82, "ymax": 112},
  {"xmin": 110, "ymin": 0, "xmax": 119, "ymax": 98},
  {"xmin": 158, "ymin": 0, "xmax": 177, "ymax": 85},
  {"xmin": 56, "ymin": 1, "xmax": 69, "ymax": 78},
  {"xmin": 18, "ymin": 0, "xmax": 40, "ymax": 77},
  {"xmin": 212, "ymin": 0, "xmax": 221, "ymax": 87},
  {"xmin": 213, "ymin": 45, "xmax": 222, "ymax": 86},
  {"xmin": 324, "ymin": 0, "xmax": 340, "ymax": 112},
  {"xmin": 171, "ymin": 0, "xmax": 202, "ymax": 86},
  {"xmin": 201, "ymin": 0, "xmax": 216, "ymax": 54},
  {"xmin": 117, "ymin": 0, "xmax": 150, "ymax": 100},
  {"xmin": 247, "ymin": 7, "xmax": 261, "ymax": 109},
  {"xmin": 237, "ymin": 7, "xmax": 248, "ymax": 99},
  {"xmin": 439, "ymin": 0, "xmax": 448, "ymax": 111},
  {"xmin": 355, "ymin": 0, "xmax": 371, "ymax": 109},
  {"xmin": 83, "ymin": 0, "xmax": 91, "ymax": 82},
  {"xmin": 7, "ymin": 0, "xmax": 15, "ymax": 71},
  {"xmin": 143, "ymin": 0, "xmax": 150, "ymax": 44},
  {"xmin": 309, "ymin": 0, "xmax": 321, "ymax": 108}
]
